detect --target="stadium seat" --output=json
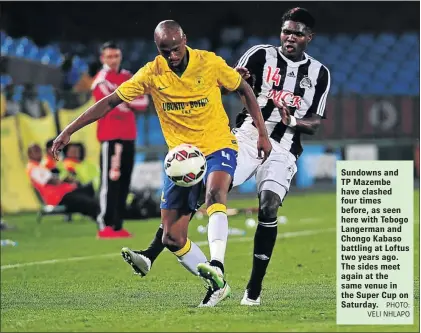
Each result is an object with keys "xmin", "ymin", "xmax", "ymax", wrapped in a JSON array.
[
  {"xmin": 313, "ymin": 34, "xmax": 330, "ymax": 47},
  {"xmin": 0, "ymin": 30, "xmax": 6, "ymax": 43},
  {"xmin": 32, "ymin": 188, "xmax": 73, "ymax": 224},
  {"xmin": 40, "ymin": 47, "xmax": 62, "ymax": 66},
  {"xmin": 332, "ymin": 71, "xmax": 348, "ymax": 84},
  {"xmin": 358, "ymin": 62, "xmax": 377, "ymax": 74},
  {"xmin": 14, "ymin": 37, "xmax": 34, "ymax": 58},
  {"xmin": 34, "ymin": 46, "xmax": 48, "ymax": 62},
  {"xmin": 1, "ymin": 36, "xmax": 17, "ymax": 56},
  {"xmin": 389, "ymin": 82, "xmax": 412, "ymax": 95},
  {"xmin": 0, "ymin": 75, "xmax": 12, "ymax": 88},
  {"xmin": 399, "ymin": 33, "xmax": 419, "ymax": 46},
  {"xmin": 37, "ymin": 85, "xmax": 56, "ymax": 111},
  {"xmin": 72, "ymin": 56, "xmax": 89, "ymax": 73},
  {"xmin": 346, "ymin": 81, "xmax": 365, "ymax": 94},
  {"xmin": 371, "ymin": 43, "xmax": 389, "ymax": 56},
  {"xmin": 341, "ymin": 53, "xmax": 360, "ymax": 66},
  {"xmin": 377, "ymin": 33, "xmax": 397, "ymax": 47},
  {"xmin": 366, "ymin": 82, "xmax": 387, "ymax": 95},
  {"xmin": 12, "ymin": 85, "xmax": 24, "ymax": 102},
  {"xmin": 372, "ymin": 69, "xmax": 395, "ymax": 82},
  {"xmin": 27, "ymin": 45, "xmax": 40, "ymax": 61},
  {"xmin": 331, "ymin": 34, "xmax": 353, "ymax": 47},
  {"xmin": 353, "ymin": 33, "xmax": 375, "ymax": 47},
  {"xmin": 329, "ymin": 84, "xmax": 340, "ymax": 95}
]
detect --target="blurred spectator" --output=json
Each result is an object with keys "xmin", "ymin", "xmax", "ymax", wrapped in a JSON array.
[
  {"xmin": 26, "ymin": 143, "xmax": 100, "ymax": 223},
  {"xmin": 62, "ymin": 143, "xmax": 80, "ymax": 177},
  {"xmin": 61, "ymin": 53, "xmax": 76, "ymax": 91},
  {"xmin": 42, "ymin": 138, "xmax": 77, "ymax": 183},
  {"xmin": 3, "ymin": 84, "xmax": 21, "ymax": 117},
  {"xmin": 21, "ymin": 83, "xmax": 47, "ymax": 118},
  {"xmin": 73, "ymin": 61, "xmax": 101, "ymax": 93},
  {"xmin": 91, "ymin": 41, "xmax": 148, "ymax": 239},
  {"xmin": 43, "ymin": 138, "xmax": 64, "ymax": 174},
  {"xmin": 62, "ymin": 142, "xmax": 100, "ymax": 191}
]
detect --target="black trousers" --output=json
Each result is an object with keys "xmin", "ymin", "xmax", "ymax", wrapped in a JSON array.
[
  {"xmin": 97, "ymin": 139, "xmax": 135, "ymax": 231},
  {"xmin": 59, "ymin": 184, "xmax": 99, "ymax": 220}
]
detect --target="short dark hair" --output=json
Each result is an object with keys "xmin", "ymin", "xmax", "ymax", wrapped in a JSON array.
[
  {"xmin": 63, "ymin": 142, "xmax": 86, "ymax": 161},
  {"xmin": 281, "ymin": 7, "xmax": 315, "ymax": 30},
  {"xmin": 100, "ymin": 41, "xmax": 120, "ymax": 53}
]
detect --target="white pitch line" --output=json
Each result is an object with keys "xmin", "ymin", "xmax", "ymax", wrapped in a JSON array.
[{"xmin": 1, "ymin": 228, "xmax": 335, "ymax": 271}]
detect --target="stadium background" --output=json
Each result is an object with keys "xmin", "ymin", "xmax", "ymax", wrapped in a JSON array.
[{"xmin": 0, "ymin": 2, "xmax": 419, "ymax": 214}]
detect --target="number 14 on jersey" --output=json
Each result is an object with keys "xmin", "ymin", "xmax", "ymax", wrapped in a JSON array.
[{"xmin": 266, "ymin": 66, "xmax": 281, "ymax": 86}]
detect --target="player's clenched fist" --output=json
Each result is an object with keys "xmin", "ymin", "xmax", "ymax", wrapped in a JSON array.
[
  {"xmin": 52, "ymin": 131, "xmax": 71, "ymax": 161},
  {"xmin": 257, "ymin": 135, "xmax": 272, "ymax": 162},
  {"xmin": 235, "ymin": 66, "xmax": 250, "ymax": 80}
]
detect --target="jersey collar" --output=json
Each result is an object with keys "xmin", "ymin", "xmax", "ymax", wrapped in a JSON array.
[{"xmin": 277, "ymin": 47, "xmax": 309, "ymax": 67}]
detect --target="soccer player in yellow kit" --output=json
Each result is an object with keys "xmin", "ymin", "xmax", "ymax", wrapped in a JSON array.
[{"xmin": 52, "ymin": 20, "xmax": 271, "ymax": 307}]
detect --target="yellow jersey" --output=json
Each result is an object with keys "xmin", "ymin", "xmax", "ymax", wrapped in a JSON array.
[{"xmin": 115, "ymin": 46, "xmax": 241, "ymax": 156}]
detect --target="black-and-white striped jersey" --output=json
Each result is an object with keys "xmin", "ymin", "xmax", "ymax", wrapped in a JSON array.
[{"xmin": 234, "ymin": 44, "xmax": 331, "ymax": 158}]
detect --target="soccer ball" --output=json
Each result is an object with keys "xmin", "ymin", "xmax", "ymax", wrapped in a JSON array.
[{"xmin": 164, "ymin": 144, "xmax": 207, "ymax": 187}]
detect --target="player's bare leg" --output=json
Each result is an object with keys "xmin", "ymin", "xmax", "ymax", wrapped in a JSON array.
[
  {"xmin": 241, "ymin": 190, "xmax": 281, "ymax": 306},
  {"xmin": 120, "ymin": 204, "xmax": 207, "ymax": 277},
  {"xmin": 123, "ymin": 209, "xmax": 208, "ymax": 276},
  {"xmin": 161, "ymin": 209, "xmax": 210, "ymax": 275},
  {"xmin": 197, "ymin": 170, "xmax": 232, "ymax": 307}
]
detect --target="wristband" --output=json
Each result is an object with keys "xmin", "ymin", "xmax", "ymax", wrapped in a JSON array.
[{"xmin": 289, "ymin": 116, "xmax": 297, "ymax": 128}]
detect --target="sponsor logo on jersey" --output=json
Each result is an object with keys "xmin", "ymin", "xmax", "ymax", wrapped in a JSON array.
[
  {"xmin": 299, "ymin": 76, "xmax": 313, "ymax": 89},
  {"xmin": 267, "ymin": 90, "xmax": 302, "ymax": 108}
]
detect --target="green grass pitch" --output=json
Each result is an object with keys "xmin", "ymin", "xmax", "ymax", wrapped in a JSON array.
[{"xmin": 1, "ymin": 191, "xmax": 419, "ymax": 332}]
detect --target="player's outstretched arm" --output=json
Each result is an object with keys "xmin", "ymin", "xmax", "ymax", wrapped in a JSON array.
[
  {"xmin": 236, "ymin": 78, "xmax": 272, "ymax": 161},
  {"xmin": 51, "ymin": 92, "xmax": 123, "ymax": 160}
]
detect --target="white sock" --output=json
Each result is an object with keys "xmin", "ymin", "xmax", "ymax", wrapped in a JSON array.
[
  {"xmin": 173, "ymin": 239, "xmax": 207, "ymax": 276},
  {"xmin": 207, "ymin": 212, "xmax": 228, "ymax": 264}
]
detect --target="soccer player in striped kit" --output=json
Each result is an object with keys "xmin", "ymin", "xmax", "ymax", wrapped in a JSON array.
[{"xmin": 231, "ymin": 7, "xmax": 331, "ymax": 305}]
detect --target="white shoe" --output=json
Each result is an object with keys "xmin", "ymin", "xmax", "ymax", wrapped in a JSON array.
[
  {"xmin": 121, "ymin": 247, "xmax": 151, "ymax": 277},
  {"xmin": 197, "ymin": 262, "xmax": 231, "ymax": 307},
  {"xmin": 198, "ymin": 280, "xmax": 232, "ymax": 307},
  {"xmin": 240, "ymin": 290, "xmax": 261, "ymax": 306}
]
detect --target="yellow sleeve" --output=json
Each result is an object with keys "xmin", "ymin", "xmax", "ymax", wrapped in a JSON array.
[
  {"xmin": 116, "ymin": 64, "xmax": 152, "ymax": 102},
  {"xmin": 214, "ymin": 54, "xmax": 242, "ymax": 91}
]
